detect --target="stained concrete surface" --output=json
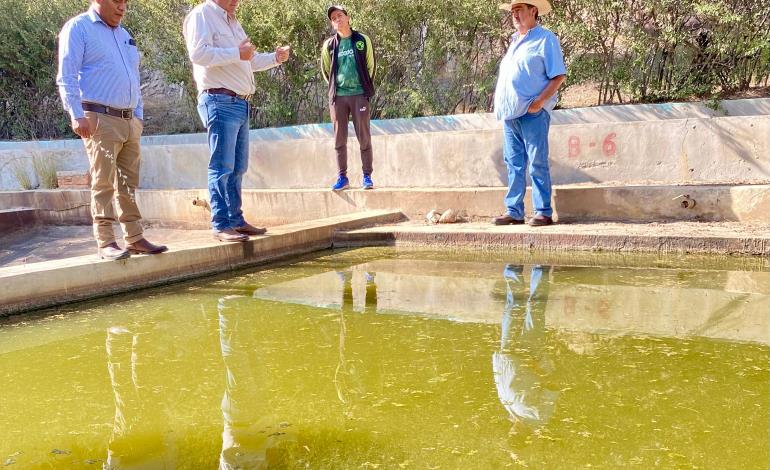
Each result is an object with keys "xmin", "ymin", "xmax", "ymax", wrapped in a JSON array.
[
  {"xmin": 2, "ymin": 184, "xmax": 768, "ymax": 231},
  {"xmin": 2, "ymin": 218, "xmax": 767, "ymax": 270},
  {"xmin": 0, "ymin": 226, "xmax": 213, "ymax": 267},
  {"xmin": 2, "ymin": 99, "xmax": 768, "ymax": 190},
  {"xmin": 335, "ymin": 220, "xmax": 770, "ymax": 256},
  {"xmin": 0, "ymin": 211, "xmax": 405, "ymax": 316}
]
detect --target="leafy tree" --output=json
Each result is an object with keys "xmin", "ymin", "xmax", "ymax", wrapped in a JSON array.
[{"xmin": 0, "ymin": 0, "xmax": 767, "ymax": 140}]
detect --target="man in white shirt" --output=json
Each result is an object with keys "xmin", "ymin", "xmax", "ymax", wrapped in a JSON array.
[{"xmin": 183, "ymin": 0, "xmax": 290, "ymax": 242}]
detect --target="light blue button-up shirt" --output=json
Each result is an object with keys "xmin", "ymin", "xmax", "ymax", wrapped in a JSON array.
[
  {"xmin": 56, "ymin": 8, "xmax": 143, "ymax": 120},
  {"xmin": 494, "ymin": 25, "xmax": 566, "ymax": 122}
]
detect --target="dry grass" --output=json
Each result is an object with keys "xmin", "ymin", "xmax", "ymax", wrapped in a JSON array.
[
  {"xmin": 559, "ymin": 82, "xmax": 770, "ymax": 110},
  {"xmin": 10, "ymin": 160, "xmax": 34, "ymax": 190},
  {"xmin": 32, "ymin": 155, "xmax": 58, "ymax": 189}
]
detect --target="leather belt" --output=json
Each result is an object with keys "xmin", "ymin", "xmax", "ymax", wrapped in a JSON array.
[
  {"xmin": 82, "ymin": 102, "xmax": 134, "ymax": 119},
  {"xmin": 205, "ymin": 88, "xmax": 252, "ymax": 101}
]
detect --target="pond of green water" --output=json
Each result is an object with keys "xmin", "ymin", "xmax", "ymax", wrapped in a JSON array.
[{"xmin": 1, "ymin": 248, "xmax": 767, "ymax": 468}]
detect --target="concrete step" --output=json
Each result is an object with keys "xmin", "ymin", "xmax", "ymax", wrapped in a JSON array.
[
  {"xmin": 333, "ymin": 221, "xmax": 770, "ymax": 256},
  {"xmin": 0, "ymin": 208, "xmax": 39, "ymax": 233},
  {"xmin": 2, "ymin": 184, "xmax": 765, "ymax": 228},
  {"xmin": 0, "ymin": 210, "xmax": 405, "ymax": 316}
]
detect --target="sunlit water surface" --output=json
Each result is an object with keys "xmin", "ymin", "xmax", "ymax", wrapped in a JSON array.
[{"xmin": 1, "ymin": 248, "xmax": 767, "ymax": 469}]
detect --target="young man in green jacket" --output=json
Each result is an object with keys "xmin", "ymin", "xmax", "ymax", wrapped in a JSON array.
[{"xmin": 321, "ymin": 5, "xmax": 376, "ymax": 191}]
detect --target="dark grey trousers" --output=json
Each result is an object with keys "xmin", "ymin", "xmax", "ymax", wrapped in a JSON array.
[{"xmin": 330, "ymin": 94, "xmax": 373, "ymax": 177}]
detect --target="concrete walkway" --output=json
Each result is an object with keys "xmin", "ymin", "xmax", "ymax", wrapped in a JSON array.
[
  {"xmin": 1, "ymin": 181, "xmax": 766, "ymax": 317},
  {"xmin": 1, "ymin": 207, "xmax": 767, "ymax": 317},
  {"xmin": 0, "ymin": 226, "xmax": 211, "ymax": 267},
  {"xmin": 334, "ymin": 220, "xmax": 770, "ymax": 256},
  {"xmin": 0, "ymin": 210, "xmax": 403, "ymax": 316},
  {"xmin": 4, "ymin": 218, "xmax": 766, "ymax": 269}
]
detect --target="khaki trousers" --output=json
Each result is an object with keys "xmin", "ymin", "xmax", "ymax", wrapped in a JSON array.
[{"xmin": 83, "ymin": 111, "xmax": 144, "ymax": 248}]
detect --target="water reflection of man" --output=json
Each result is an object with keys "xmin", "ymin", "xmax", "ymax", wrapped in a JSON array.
[
  {"xmin": 492, "ymin": 264, "xmax": 559, "ymax": 431},
  {"xmin": 105, "ymin": 326, "xmax": 176, "ymax": 468},
  {"xmin": 334, "ymin": 270, "xmax": 376, "ymax": 414},
  {"xmin": 363, "ymin": 271, "xmax": 377, "ymax": 315},
  {"xmin": 217, "ymin": 295, "xmax": 294, "ymax": 469},
  {"xmin": 337, "ymin": 269, "xmax": 378, "ymax": 313}
]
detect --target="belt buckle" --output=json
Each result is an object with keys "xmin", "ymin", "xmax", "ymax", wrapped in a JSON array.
[{"xmin": 121, "ymin": 109, "xmax": 132, "ymax": 119}]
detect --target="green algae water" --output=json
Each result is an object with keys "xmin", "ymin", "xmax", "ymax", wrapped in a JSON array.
[{"xmin": 0, "ymin": 248, "xmax": 767, "ymax": 469}]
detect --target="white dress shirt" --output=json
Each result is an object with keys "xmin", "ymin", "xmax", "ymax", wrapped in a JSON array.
[{"xmin": 183, "ymin": 0, "xmax": 279, "ymax": 95}]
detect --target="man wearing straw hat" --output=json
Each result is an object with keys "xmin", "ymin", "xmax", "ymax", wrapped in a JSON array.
[{"xmin": 492, "ymin": 0, "xmax": 567, "ymax": 227}]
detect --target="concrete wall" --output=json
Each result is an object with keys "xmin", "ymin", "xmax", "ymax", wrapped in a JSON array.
[
  {"xmin": 1, "ymin": 98, "xmax": 768, "ymax": 191},
  {"xmin": 2, "ymin": 184, "xmax": 767, "ymax": 228}
]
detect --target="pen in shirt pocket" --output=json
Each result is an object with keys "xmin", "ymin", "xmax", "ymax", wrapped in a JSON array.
[{"xmin": 127, "ymin": 38, "xmax": 136, "ymax": 46}]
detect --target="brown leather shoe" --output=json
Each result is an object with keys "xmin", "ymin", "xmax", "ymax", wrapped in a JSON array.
[
  {"xmin": 127, "ymin": 238, "xmax": 168, "ymax": 255},
  {"xmin": 493, "ymin": 214, "xmax": 525, "ymax": 225},
  {"xmin": 528, "ymin": 214, "xmax": 554, "ymax": 226},
  {"xmin": 234, "ymin": 223, "xmax": 267, "ymax": 236},
  {"xmin": 98, "ymin": 242, "xmax": 130, "ymax": 261},
  {"xmin": 214, "ymin": 228, "xmax": 249, "ymax": 242}
]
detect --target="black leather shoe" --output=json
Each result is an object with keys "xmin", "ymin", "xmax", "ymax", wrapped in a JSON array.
[
  {"xmin": 127, "ymin": 238, "xmax": 168, "ymax": 254},
  {"xmin": 98, "ymin": 242, "xmax": 130, "ymax": 261},
  {"xmin": 234, "ymin": 223, "xmax": 267, "ymax": 236},
  {"xmin": 527, "ymin": 214, "xmax": 554, "ymax": 226},
  {"xmin": 492, "ymin": 214, "xmax": 525, "ymax": 225},
  {"xmin": 213, "ymin": 228, "xmax": 249, "ymax": 242}
]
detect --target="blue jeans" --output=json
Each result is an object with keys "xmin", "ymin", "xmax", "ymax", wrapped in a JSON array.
[
  {"xmin": 502, "ymin": 110, "xmax": 553, "ymax": 219},
  {"xmin": 197, "ymin": 92, "xmax": 250, "ymax": 231}
]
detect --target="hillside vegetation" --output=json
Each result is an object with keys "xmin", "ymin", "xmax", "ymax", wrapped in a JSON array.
[{"xmin": 0, "ymin": 0, "xmax": 767, "ymax": 139}]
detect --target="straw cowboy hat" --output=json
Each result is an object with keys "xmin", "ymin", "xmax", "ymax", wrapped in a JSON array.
[{"xmin": 498, "ymin": 0, "xmax": 552, "ymax": 16}]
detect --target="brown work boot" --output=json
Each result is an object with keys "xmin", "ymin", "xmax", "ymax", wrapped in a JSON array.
[
  {"xmin": 492, "ymin": 214, "xmax": 525, "ymax": 226},
  {"xmin": 213, "ymin": 228, "xmax": 249, "ymax": 242},
  {"xmin": 527, "ymin": 214, "xmax": 554, "ymax": 226},
  {"xmin": 127, "ymin": 238, "xmax": 168, "ymax": 255},
  {"xmin": 234, "ymin": 222, "xmax": 267, "ymax": 236},
  {"xmin": 98, "ymin": 242, "xmax": 130, "ymax": 261}
]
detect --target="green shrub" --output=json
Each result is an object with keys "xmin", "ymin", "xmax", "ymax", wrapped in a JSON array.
[
  {"xmin": 0, "ymin": 1, "xmax": 86, "ymax": 140},
  {"xmin": 0, "ymin": 0, "xmax": 767, "ymax": 140}
]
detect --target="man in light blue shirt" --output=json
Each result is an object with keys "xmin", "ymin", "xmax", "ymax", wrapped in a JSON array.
[
  {"xmin": 493, "ymin": 264, "xmax": 559, "ymax": 430},
  {"xmin": 493, "ymin": 0, "xmax": 567, "ymax": 227},
  {"xmin": 57, "ymin": 0, "xmax": 166, "ymax": 260}
]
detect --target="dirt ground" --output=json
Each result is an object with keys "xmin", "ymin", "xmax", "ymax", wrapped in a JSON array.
[{"xmin": 559, "ymin": 82, "xmax": 770, "ymax": 109}]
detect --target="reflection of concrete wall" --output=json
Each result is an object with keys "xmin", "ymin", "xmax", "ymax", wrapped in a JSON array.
[
  {"xmin": 1, "ymin": 99, "xmax": 767, "ymax": 190},
  {"xmin": 367, "ymin": 272, "xmax": 498, "ymax": 322},
  {"xmin": 253, "ymin": 260, "xmax": 502, "ymax": 322},
  {"xmin": 725, "ymin": 270, "xmax": 770, "ymax": 295},
  {"xmin": 352, "ymin": 260, "xmax": 501, "ymax": 321},
  {"xmin": 254, "ymin": 260, "xmax": 769, "ymax": 345},
  {"xmin": 253, "ymin": 271, "xmax": 345, "ymax": 310},
  {"xmin": 546, "ymin": 284, "xmax": 769, "ymax": 345}
]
